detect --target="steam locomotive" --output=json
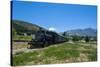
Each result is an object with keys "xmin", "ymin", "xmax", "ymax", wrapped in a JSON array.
[{"xmin": 28, "ymin": 29, "xmax": 67, "ymax": 48}]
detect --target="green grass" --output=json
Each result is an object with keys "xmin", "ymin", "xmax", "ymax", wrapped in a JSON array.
[
  {"xmin": 12, "ymin": 42, "xmax": 97, "ymax": 66},
  {"xmin": 13, "ymin": 35, "xmax": 32, "ymax": 40},
  {"xmin": 13, "ymin": 51, "xmax": 39, "ymax": 65}
]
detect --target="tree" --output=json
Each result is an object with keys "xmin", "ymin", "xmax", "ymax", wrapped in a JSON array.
[
  {"xmin": 72, "ymin": 35, "xmax": 80, "ymax": 42},
  {"xmin": 93, "ymin": 37, "xmax": 97, "ymax": 41},
  {"xmin": 85, "ymin": 36, "xmax": 89, "ymax": 42},
  {"xmin": 62, "ymin": 32, "xmax": 66, "ymax": 36},
  {"xmin": 62, "ymin": 32, "xmax": 69, "ymax": 41}
]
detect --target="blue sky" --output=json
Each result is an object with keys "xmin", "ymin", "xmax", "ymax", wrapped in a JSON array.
[{"xmin": 12, "ymin": 1, "xmax": 97, "ymax": 32}]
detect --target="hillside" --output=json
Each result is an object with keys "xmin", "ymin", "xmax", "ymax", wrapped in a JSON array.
[
  {"xmin": 12, "ymin": 20, "xmax": 46, "ymax": 35},
  {"xmin": 64, "ymin": 28, "xmax": 97, "ymax": 37}
]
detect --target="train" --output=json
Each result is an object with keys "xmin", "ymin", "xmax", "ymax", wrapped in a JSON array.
[{"xmin": 28, "ymin": 29, "xmax": 67, "ymax": 48}]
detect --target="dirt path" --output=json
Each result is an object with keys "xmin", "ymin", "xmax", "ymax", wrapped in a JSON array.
[
  {"xmin": 12, "ymin": 41, "xmax": 36, "ymax": 55},
  {"xmin": 13, "ymin": 48, "xmax": 38, "ymax": 55}
]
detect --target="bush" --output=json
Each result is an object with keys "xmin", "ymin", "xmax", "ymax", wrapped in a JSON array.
[
  {"xmin": 72, "ymin": 35, "xmax": 80, "ymax": 42},
  {"xmin": 85, "ymin": 36, "xmax": 90, "ymax": 42}
]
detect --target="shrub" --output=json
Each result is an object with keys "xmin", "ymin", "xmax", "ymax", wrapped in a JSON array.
[
  {"xmin": 85, "ymin": 36, "xmax": 90, "ymax": 42},
  {"xmin": 72, "ymin": 35, "xmax": 80, "ymax": 42}
]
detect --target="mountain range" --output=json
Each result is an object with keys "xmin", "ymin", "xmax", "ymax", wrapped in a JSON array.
[{"xmin": 64, "ymin": 28, "xmax": 97, "ymax": 37}]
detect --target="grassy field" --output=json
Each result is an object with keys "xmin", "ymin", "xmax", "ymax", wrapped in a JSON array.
[
  {"xmin": 12, "ymin": 41, "xmax": 97, "ymax": 66},
  {"xmin": 13, "ymin": 35, "xmax": 32, "ymax": 40}
]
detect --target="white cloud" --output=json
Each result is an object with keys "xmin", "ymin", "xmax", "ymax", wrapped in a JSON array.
[{"xmin": 48, "ymin": 27, "xmax": 56, "ymax": 31}]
